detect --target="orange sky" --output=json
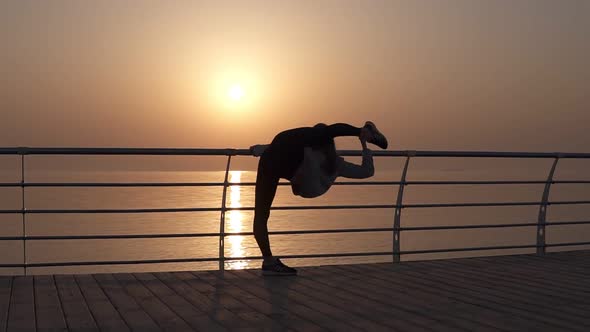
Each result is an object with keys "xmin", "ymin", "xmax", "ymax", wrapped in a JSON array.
[{"xmin": 1, "ymin": 0, "xmax": 589, "ymax": 152}]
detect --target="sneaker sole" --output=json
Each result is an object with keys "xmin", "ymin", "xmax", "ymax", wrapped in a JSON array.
[{"xmin": 262, "ymin": 270, "xmax": 298, "ymax": 276}]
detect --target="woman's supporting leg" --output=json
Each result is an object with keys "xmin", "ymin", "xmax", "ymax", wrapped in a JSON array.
[{"xmin": 253, "ymin": 161, "xmax": 279, "ymax": 258}]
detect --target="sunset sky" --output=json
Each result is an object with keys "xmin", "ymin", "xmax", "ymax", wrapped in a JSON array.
[{"xmin": 1, "ymin": 0, "xmax": 588, "ymax": 152}]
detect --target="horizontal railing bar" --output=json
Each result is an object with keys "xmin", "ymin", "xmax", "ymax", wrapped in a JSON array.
[
  {"xmin": 407, "ymin": 180, "xmax": 545, "ymax": 185},
  {"xmin": 225, "ymin": 227, "xmax": 394, "ymax": 236},
  {"xmin": 220, "ymin": 181, "xmax": 397, "ymax": 186},
  {"xmin": 224, "ymin": 251, "xmax": 393, "ymax": 261},
  {"xmin": 3, "ymin": 230, "xmax": 392, "ymax": 241},
  {"xmin": 403, "ymin": 202, "xmax": 540, "ymax": 208},
  {"xmin": 12, "ymin": 233, "xmax": 220, "ymax": 241},
  {"xmin": 399, "ymin": 244, "xmax": 538, "ymax": 254},
  {"xmin": 17, "ymin": 205, "xmax": 396, "ymax": 214},
  {"xmin": 400, "ymin": 223, "xmax": 538, "ymax": 231},
  {"xmin": 192, "ymin": 181, "xmax": 399, "ymax": 187},
  {"xmin": 23, "ymin": 182, "xmax": 228, "ymax": 187},
  {"xmin": 228, "ymin": 202, "xmax": 563, "ymax": 211},
  {"xmin": 22, "ymin": 257, "xmax": 220, "ymax": 268},
  {"xmin": 3, "ymin": 200, "xmax": 589, "ymax": 215},
  {"xmin": 228, "ymin": 204, "xmax": 396, "ymax": 211},
  {"xmin": 21, "ymin": 207, "xmax": 222, "ymax": 214},
  {"xmin": 226, "ymin": 242, "xmax": 590, "ymax": 259},
  {"xmin": 5, "ymin": 241, "xmax": 590, "ymax": 268},
  {"xmin": 228, "ymin": 243, "xmax": 586, "ymax": 260},
  {"xmin": 547, "ymin": 220, "xmax": 590, "ymax": 226},
  {"xmin": 403, "ymin": 200, "xmax": 590, "ymax": 208},
  {"xmin": 404, "ymin": 180, "xmax": 590, "ymax": 185},
  {"xmin": 2, "ymin": 220, "xmax": 586, "ymax": 241},
  {"xmin": 544, "ymin": 200, "xmax": 590, "ymax": 205},
  {"xmin": 400, "ymin": 220, "xmax": 590, "ymax": 231},
  {"xmin": 4, "ymin": 180, "xmax": 590, "ymax": 188},
  {"xmin": 0, "ymin": 147, "xmax": 253, "ymax": 156},
  {"xmin": 377, "ymin": 151, "xmax": 590, "ymax": 159},
  {"xmin": 4, "ymin": 181, "xmax": 401, "ymax": 187},
  {"xmin": 3, "ymin": 147, "xmax": 590, "ymax": 158},
  {"xmin": 546, "ymin": 241, "xmax": 590, "ymax": 247},
  {"xmin": 399, "ymin": 241, "xmax": 590, "ymax": 255},
  {"xmin": 0, "ymin": 252, "xmax": 390, "ymax": 268},
  {"xmin": 0, "ymin": 210, "xmax": 21, "ymax": 214},
  {"xmin": 0, "ymin": 237, "xmax": 21, "ymax": 240},
  {"xmin": 2, "ymin": 179, "xmax": 590, "ymax": 189}
]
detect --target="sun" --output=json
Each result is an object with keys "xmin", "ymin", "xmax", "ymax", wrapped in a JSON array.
[
  {"xmin": 209, "ymin": 70, "xmax": 260, "ymax": 110},
  {"xmin": 228, "ymin": 84, "xmax": 246, "ymax": 101}
]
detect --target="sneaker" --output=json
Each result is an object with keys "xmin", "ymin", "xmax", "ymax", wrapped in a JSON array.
[
  {"xmin": 262, "ymin": 258, "xmax": 297, "ymax": 276},
  {"xmin": 364, "ymin": 121, "xmax": 388, "ymax": 149}
]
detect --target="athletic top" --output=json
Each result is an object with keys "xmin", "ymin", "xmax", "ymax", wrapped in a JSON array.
[{"xmin": 289, "ymin": 147, "xmax": 374, "ymax": 198}]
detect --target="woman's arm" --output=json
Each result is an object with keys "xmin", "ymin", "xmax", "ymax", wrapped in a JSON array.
[{"xmin": 337, "ymin": 134, "xmax": 375, "ymax": 179}]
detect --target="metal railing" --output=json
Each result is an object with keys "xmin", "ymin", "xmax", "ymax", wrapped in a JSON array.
[{"xmin": 1, "ymin": 147, "xmax": 590, "ymax": 275}]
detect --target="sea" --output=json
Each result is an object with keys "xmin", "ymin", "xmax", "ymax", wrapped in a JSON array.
[{"xmin": 1, "ymin": 155, "xmax": 589, "ymax": 275}]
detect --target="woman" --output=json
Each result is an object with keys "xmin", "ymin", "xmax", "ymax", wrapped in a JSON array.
[{"xmin": 250, "ymin": 122, "xmax": 388, "ymax": 275}]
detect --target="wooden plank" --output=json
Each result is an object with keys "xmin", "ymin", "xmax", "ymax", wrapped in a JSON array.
[
  {"xmin": 173, "ymin": 271, "xmax": 273, "ymax": 330},
  {"xmin": 310, "ymin": 266, "xmax": 472, "ymax": 330},
  {"xmin": 435, "ymin": 262, "xmax": 590, "ymax": 325},
  {"xmin": 133, "ymin": 273, "xmax": 226, "ymax": 332},
  {"xmin": 195, "ymin": 272, "xmax": 288, "ymax": 328},
  {"xmin": 54, "ymin": 275, "xmax": 99, "ymax": 332},
  {"xmin": 93, "ymin": 273, "xmax": 160, "ymax": 331},
  {"xmin": 453, "ymin": 256, "xmax": 590, "ymax": 293},
  {"xmin": 507, "ymin": 255, "xmax": 590, "ymax": 278},
  {"xmin": 0, "ymin": 250, "xmax": 586, "ymax": 332},
  {"xmin": 155, "ymin": 271, "xmax": 254, "ymax": 330},
  {"xmin": 480, "ymin": 255, "xmax": 590, "ymax": 278},
  {"xmin": 337, "ymin": 263, "xmax": 570, "ymax": 332},
  {"xmin": 411, "ymin": 264, "xmax": 589, "ymax": 330},
  {"xmin": 74, "ymin": 274, "xmax": 130, "ymax": 332},
  {"xmin": 222, "ymin": 269, "xmax": 342, "ymax": 332},
  {"xmin": 221, "ymin": 270, "xmax": 325, "ymax": 332},
  {"xmin": 299, "ymin": 265, "xmax": 460, "ymax": 330},
  {"xmin": 251, "ymin": 267, "xmax": 444, "ymax": 331},
  {"xmin": 7, "ymin": 276, "xmax": 35, "ymax": 332},
  {"xmin": 112, "ymin": 273, "xmax": 193, "ymax": 332},
  {"xmin": 226, "ymin": 269, "xmax": 394, "ymax": 332},
  {"xmin": 195, "ymin": 271, "xmax": 308, "ymax": 331},
  {"xmin": 300, "ymin": 264, "xmax": 492, "ymax": 332},
  {"xmin": 440, "ymin": 257, "xmax": 590, "ymax": 306},
  {"xmin": 0, "ymin": 277, "xmax": 12, "ymax": 332},
  {"xmin": 359, "ymin": 262, "xmax": 586, "ymax": 331},
  {"xmin": 34, "ymin": 275, "xmax": 67, "ymax": 331},
  {"xmin": 432, "ymin": 259, "xmax": 590, "ymax": 306}
]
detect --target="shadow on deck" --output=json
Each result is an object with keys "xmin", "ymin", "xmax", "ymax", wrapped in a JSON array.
[{"xmin": 1, "ymin": 250, "xmax": 589, "ymax": 331}]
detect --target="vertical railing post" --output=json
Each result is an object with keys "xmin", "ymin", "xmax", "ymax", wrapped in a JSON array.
[
  {"xmin": 219, "ymin": 154, "xmax": 233, "ymax": 271},
  {"xmin": 393, "ymin": 153, "xmax": 412, "ymax": 263},
  {"xmin": 537, "ymin": 157, "xmax": 559, "ymax": 255},
  {"xmin": 19, "ymin": 149, "xmax": 27, "ymax": 275}
]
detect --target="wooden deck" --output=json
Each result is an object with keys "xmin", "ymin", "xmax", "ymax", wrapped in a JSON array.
[{"xmin": 0, "ymin": 250, "xmax": 589, "ymax": 331}]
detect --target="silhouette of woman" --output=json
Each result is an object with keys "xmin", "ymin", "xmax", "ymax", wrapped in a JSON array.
[{"xmin": 250, "ymin": 122, "xmax": 388, "ymax": 275}]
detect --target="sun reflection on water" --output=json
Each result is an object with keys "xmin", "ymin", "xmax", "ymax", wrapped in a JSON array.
[{"xmin": 226, "ymin": 171, "xmax": 248, "ymax": 269}]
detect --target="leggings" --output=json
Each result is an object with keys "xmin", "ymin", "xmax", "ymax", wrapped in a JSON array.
[{"xmin": 254, "ymin": 123, "xmax": 361, "ymax": 257}]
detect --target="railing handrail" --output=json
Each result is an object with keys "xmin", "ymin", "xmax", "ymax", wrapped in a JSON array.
[
  {"xmin": 1, "ymin": 147, "xmax": 590, "ymax": 158},
  {"xmin": 1, "ymin": 146, "xmax": 589, "ymax": 274}
]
